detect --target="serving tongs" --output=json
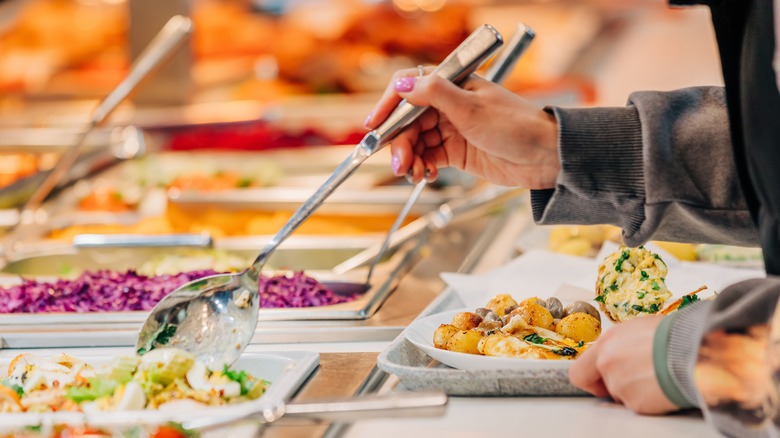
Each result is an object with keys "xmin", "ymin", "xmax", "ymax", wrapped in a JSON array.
[
  {"xmin": 136, "ymin": 24, "xmax": 504, "ymax": 369},
  {"xmin": 1, "ymin": 16, "xmax": 192, "ymax": 259}
]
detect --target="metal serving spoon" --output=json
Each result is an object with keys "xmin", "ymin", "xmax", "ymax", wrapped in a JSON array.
[{"xmin": 136, "ymin": 25, "xmax": 504, "ymax": 369}]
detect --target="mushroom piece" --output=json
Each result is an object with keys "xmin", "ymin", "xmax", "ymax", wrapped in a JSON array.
[
  {"xmin": 544, "ymin": 297, "xmax": 565, "ymax": 319},
  {"xmin": 475, "ymin": 308, "xmax": 491, "ymax": 318},
  {"xmin": 483, "ymin": 311, "xmax": 502, "ymax": 323},
  {"xmin": 564, "ymin": 300, "xmax": 601, "ymax": 323}
]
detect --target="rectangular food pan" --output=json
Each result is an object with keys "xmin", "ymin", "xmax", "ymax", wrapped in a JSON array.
[{"xmin": 0, "ymin": 235, "xmax": 424, "ymax": 326}]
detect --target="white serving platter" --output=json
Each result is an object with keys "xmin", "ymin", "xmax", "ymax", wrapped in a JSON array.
[
  {"xmin": 0, "ymin": 349, "xmax": 319, "ymax": 431},
  {"xmin": 405, "ymin": 308, "xmax": 575, "ymax": 371}
]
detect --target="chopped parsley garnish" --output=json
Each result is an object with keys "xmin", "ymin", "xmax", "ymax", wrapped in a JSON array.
[
  {"xmin": 1, "ymin": 379, "xmax": 23, "ymax": 397},
  {"xmin": 678, "ymin": 294, "xmax": 701, "ymax": 310},
  {"xmin": 524, "ymin": 333, "xmax": 547, "ymax": 344},
  {"xmin": 594, "ymin": 295, "xmax": 606, "ymax": 303},
  {"xmin": 640, "ymin": 270, "xmax": 649, "ymax": 281},
  {"xmin": 137, "ymin": 323, "xmax": 178, "ymax": 355},
  {"xmin": 631, "ymin": 303, "xmax": 661, "ymax": 313},
  {"xmin": 554, "ymin": 347, "xmax": 577, "ymax": 356},
  {"xmin": 637, "ymin": 291, "xmax": 645, "ymax": 299},
  {"xmin": 223, "ymin": 365, "xmax": 252, "ymax": 396},
  {"xmin": 646, "ymin": 303, "xmax": 660, "ymax": 313},
  {"xmin": 651, "ymin": 280, "xmax": 660, "ymax": 291},
  {"xmin": 609, "ymin": 283, "xmax": 619, "ymax": 291},
  {"xmin": 577, "ymin": 341, "xmax": 584, "ymax": 348},
  {"xmin": 614, "ymin": 250, "xmax": 631, "ymax": 272}
]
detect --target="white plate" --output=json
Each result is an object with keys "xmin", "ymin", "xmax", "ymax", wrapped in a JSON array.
[
  {"xmin": 405, "ymin": 309, "xmax": 573, "ymax": 371},
  {"xmin": 0, "ymin": 349, "xmax": 319, "ymax": 430}
]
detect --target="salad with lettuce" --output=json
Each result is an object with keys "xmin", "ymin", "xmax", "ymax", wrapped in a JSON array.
[{"xmin": 0, "ymin": 349, "xmax": 268, "ymax": 414}]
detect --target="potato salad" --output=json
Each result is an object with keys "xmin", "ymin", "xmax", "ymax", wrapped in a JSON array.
[
  {"xmin": 0, "ymin": 349, "xmax": 267, "ymax": 413},
  {"xmin": 595, "ymin": 245, "xmax": 672, "ymax": 322}
]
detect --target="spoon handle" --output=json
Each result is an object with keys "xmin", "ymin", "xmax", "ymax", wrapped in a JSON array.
[{"xmin": 250, "ymin": 25, "xmax": 503, "ymax": 272}]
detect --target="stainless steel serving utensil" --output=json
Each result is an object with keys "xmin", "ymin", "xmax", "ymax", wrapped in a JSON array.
[
  {"xmin": 330, "ymin": 23, "xmax": 535, "ymax": 277},
  {"xmin": 1, "ymin": 16, "xmax": 192, "ymax": 261},
  {"xmin": 182, "ymin": 390, "xmax": 448, "ymax": 431},
  {"xmin": 137, "ymin": 24, "xmax": 504, "ymax": 369}
]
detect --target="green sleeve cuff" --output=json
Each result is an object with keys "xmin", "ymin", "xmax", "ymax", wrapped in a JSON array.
[{"xmin": 653, "ymin": 312, "xmax": 696, "ymax": 409}]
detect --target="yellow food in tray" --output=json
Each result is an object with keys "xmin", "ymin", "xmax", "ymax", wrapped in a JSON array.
[
  {"xmin": 433, "ymin": 295, "xmax": 602, "ymax": 360},
  {"xmin": 595, "ymin": 245, "xmax": 672, "ymax": 322}
]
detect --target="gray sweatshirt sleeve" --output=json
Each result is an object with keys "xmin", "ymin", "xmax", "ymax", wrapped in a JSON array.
[
  {"xmin": 656, "ymin": 278, "xmax": 780, "ymax": 438},
  {"xmin": 531, "ymin": 86, "xmax": 759, "ymax": 247}
]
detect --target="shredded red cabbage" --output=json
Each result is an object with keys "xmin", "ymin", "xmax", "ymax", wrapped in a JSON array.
[
  {"xmin": 257, "ymin": 271, "xmax": 357, "ymax": 308},
  {"xmin": 0, "ymin": 270, "xmax": 356, "ymax": 314}
]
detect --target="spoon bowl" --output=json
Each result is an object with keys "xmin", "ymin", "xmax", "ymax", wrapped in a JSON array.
[{"xmin": 136, "ymin": 268, "xmax": 373, "ymax": 369}]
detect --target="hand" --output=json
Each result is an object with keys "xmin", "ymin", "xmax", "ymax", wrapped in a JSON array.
[
  {"xmin": 364, "ymin": 68, "xmax": 560, "ymax": 189},
  {"xmin": 569, "ymin": 315, "xmax": 679, "ymax": 415}
]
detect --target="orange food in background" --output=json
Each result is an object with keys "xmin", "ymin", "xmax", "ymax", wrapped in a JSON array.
[
  {"xmin": 77, "ymin": 188, "xmax": 134, "ymax": 212},
  {"xmin": 48, "ymin": 205, "xmax": 417, "ymax": 241},
  {"xmin": 0, "ymin": 153, "xmax": 39, "ymax": 188}
]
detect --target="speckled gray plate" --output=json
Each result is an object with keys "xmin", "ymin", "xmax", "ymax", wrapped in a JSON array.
[{"xmin": 376, "ymin": 289, "xmax": 589, "ymax": 396}]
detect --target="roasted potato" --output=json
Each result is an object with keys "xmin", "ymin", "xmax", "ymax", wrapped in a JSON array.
[
  {"xmin": 485, "ymin": 294, "xmax": 518, "ymax": 317},
  {"xmin": 508, "ymin": 302, "xmax": 555, "ymax": 330},
  {"xmin": 445, "ymin": 330, "xmax": 482, "ymax": 354},
  {"xmin": 450, "ymin": 311, "xmax": 483, "ymax": 330},
  {"xmin": 433, "ymin": 324, "xmax": 459, "ymax": 349},
  {"xmin": 555, "ymin": 313, "xmax": 602, "ymax": 343}
]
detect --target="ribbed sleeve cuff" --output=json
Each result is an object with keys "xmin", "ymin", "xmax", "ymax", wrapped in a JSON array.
[
  {"xmin": 530, "ymin": 106, "xmax": 646, "ymax": 235},
  {"xmin": 654, "ymin": 301, "xmax": 714, "ymax": 409}
]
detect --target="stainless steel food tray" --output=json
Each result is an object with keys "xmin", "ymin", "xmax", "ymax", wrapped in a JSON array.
[{"xmin": 0, "ymin": 235, "xmax": 421, "ymax": 326}]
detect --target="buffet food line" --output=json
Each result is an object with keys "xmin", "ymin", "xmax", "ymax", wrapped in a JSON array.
[{"xmin": 0, "ymin": 2, "xmax": 735, "ymax": 437}]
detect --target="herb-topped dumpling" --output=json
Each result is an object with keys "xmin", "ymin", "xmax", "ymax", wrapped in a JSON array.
[{"xmin": 595, "ymin": 245, "xmax": 672, "ymax": 322}]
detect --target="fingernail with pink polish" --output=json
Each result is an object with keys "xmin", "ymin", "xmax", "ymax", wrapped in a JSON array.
[
  {"xmin": 391, "ymin": 155, "xmax": 401, "ymax": 175},
  {"xmin": 363, "ymin": 112, "xmax": 373, "ymax": 128},
  {"xmin": 394, "ymin": 77, "xmax": 416, "ymax": 93}
]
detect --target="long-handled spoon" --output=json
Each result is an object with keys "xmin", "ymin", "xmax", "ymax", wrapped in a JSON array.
[{"xmin": 136, "ymin": 24, "xmax": 505, "ymax": 369}]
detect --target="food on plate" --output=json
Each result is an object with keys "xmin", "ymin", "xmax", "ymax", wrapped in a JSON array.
[
  {"xmin": 0, "ymin": 348, "xmax": 267, "ymax": 414},
  {"xmin": 595, "ymin": 245, "xmax": 672, "ymax": 322},
  {"xmin": 433, "ymin": 295, "xmax": 602, "ymax": 360},
  {"xmin": 0, "ymin": 270, "xmax": 356, "ymax": 314},
  {"xmin": 659, "ymin": 286, "xmax": 710, "ymax": 315}
]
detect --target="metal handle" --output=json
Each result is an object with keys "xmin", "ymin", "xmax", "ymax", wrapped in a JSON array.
[
  {"xmin": 483, "ymin": 23, "xmax": 534, "ymax": 84},
  {"xmin": 364, "ymin": 24, "xmax": 503, "ymax": 153},
  {"xmin": 183, "ymin": 391, "xmax": 448, "ymax": 431},
  {"xmin": 21, "ymin": 16, "xmax": 192, "ymax": 217},
  {"xmin": 73, "ymin": 233, "xmax": 212, "ymax": 248},
  {"xmin": 249, "ymin": 25, "xmax": 504, "ymax": 273}
]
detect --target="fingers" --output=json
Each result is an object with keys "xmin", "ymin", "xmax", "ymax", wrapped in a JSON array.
[
  {"xmin": 569, "ymin": 342, "xmax": 611, "ymax": 398},
  {"xmin": 365, "ymin": 66, "xmax": 434, "ymax": 130}
]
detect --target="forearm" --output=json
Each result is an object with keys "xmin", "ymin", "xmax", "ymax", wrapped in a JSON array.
[{"xmin": 532, "ymin": 86, "xmax": 759, "ymax": 247}]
